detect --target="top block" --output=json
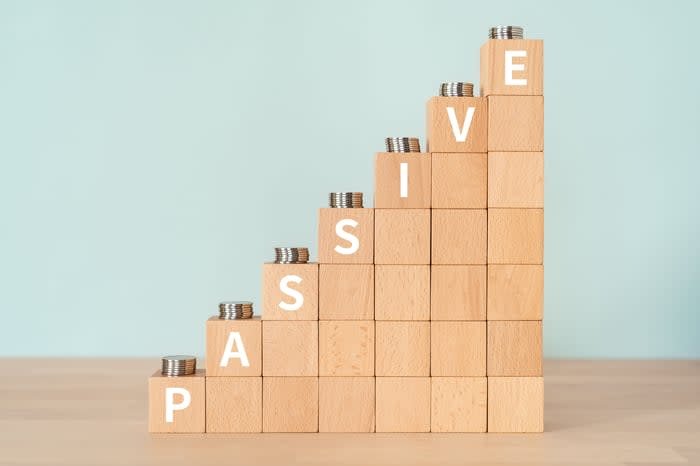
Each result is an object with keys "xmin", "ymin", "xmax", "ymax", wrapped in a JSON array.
[
  {"xmin": 426, "ymin": 96, "xmax": 487, "ymax": 153},
  {"xmin": 480, "ymin": 39, "xmax": 543, "ymax": 96}
]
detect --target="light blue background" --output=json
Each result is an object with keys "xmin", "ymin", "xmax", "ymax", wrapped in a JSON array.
[{"xmin": 1, "ymin": 1, "xmax": 698, "ymax": 358}]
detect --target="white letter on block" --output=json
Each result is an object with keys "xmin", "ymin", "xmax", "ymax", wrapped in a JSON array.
[
  {"xmin": 219, "ymin": 331, "xmax": 250, "ymax": 368},
  {"xmin": 334, "ymin": 218, "xmax": 359, "ymax": 255},
  {"xmin": 505, "ymin": 50, "xmax": 527, "ymax": 86},
  {"xmin": 446, "ymin": 107, "xmax": 475, "ymax": 142},
  {"xmin": 399, "ymin": 162, "xmax": 408, "ymax": 198},
  {"xmin": 165, "ymin": 387, "xmax": 191, "ymax": 423},
  {"xmin": 279, "ymin": 274, "xmax": 303, "ymax": 311}
]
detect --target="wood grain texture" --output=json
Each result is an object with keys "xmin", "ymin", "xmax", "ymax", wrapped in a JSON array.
[
  {"xmin": 205, "ymin": 317, "xmax": 261, "ymax": 376},
  {"xmin": 262, "ymin": 377, "xmax": 318, "ymax": 433},
  {"xmin": 374, "ymin": 152, "xmax": 431, "ymax": 208},
  {"xmin": 487, "ymin": 96, "xmax": 544, "ymax": 152},
  {"xmin": 375, "ymin": 265, "xmax": 430, "ymax": 321},
  {"xmin": 319, "ymin": 377, "xmax": 375, "ymax": 432},
  {"xmin": 487, "ymin": 321, "xmax": 542, "ymax": 376},
  {"xmin": 488, "ymin": 209, "xmax": 544, "ymax": 264},
  {"xmin": 319, "ymin": 264, "xmax": 374, "ymax": 320},
  {"xmin": 431, "ymin": 265, "xmax": 486, "ymax": 320},
  {"xmin": 262, "ymin": 321, "xmax": 318, "ymax": 376},
  {"xmin": 480, "ymin": 39, "xmax": 543, "ymax": 97},
  {"xmin": 375, "ymin": 377, "xmax": 430, "ymax": 433},
  {"xmin": 262, "ymin": 263, "xmax": 319, "ymax": 320},
  {"xmin": 206, "ymin": 377, "xmax": 262, "ymax": 433},
  {"xmin": 488, "ymin": 264, "xmax": 544, "ymax": 320},
  {"xmin": 319, "ymin": 321, "xmax": 374, "ymax": 376},
  {"xmin": 431, "ymin": 322, "xmax": 486, "ymax": 376},
  {"xmin": 318, "ymin": 208, "xmax": 374, "ymax": 264},
  {"xmin": 425, "ymin": 96, "xmax": 487, "ymax": 153},
  {"xmin": 431, "ymin": 377, "xmax": 487, "ymax": 433},
  {"xmin": 375, "ymin": 321, "xmax": 430, "ymax": 376},
  {"xmin": 488, "ymin": 151, "xmax": 544, "ymax": 208},
  {"xmin": 431, "ymin": 209, "xmax": 487, "ymax": 265},
  {"xmin": 148, "ymin": 370, "xmax": 205, "ymax": 433},
  {"xmin": 488, "ymin": 376, "xmax": 544, "ymax": 433},
  {"xmin": 374, "ymin": 209, "xmax": 430, "ymax": 265},
  {"xmin": 431, "ymin": 153, "xmax": 487, "ymax": 209}
]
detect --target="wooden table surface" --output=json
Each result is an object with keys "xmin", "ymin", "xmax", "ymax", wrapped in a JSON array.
[{"xmin": 0, "ymin": 359, "xmax": 697, "ymax": 466}]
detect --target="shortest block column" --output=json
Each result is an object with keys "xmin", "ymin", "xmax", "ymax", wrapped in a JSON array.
[{"xmin": 148, "ymin": 356, "xmax": 205, "ymax": 433}]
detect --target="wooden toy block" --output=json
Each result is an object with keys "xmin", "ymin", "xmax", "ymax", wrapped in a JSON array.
[
  {"xmin": 318, "ymin": 264, "xmax": 374, "ymax": 320},
  {"xmin": 480, "ymin": 39, "xmax": 543, "ymax": 96},
  {"xmin": 262, "ymin": 321, "xmax": 318, "ymax": 376},
  {"xmin": 374, "ymin": 152, "xmax": 431, "ymax": 208},
  {"xmin": 488, "ymin": 151, "xmax": 544, "ymax": 208},
  {"xmin": 488, "ymin": 209, "xmax": 544, "ymax": 264},
  {"xmin": 263, "ymin": 377, "xmax": 318, "ymax": 432},
  {"xmin": 319, "ymin": 321, "xmax": 375, "ymax": 376},
  {"xmin": 488, "ymin": 377, "xmax": 544, "ymax": 432},
  {"xmin": 431, "ymin": 322, "xmax": 486, "ymax": 376},
  {"xmin": 488, "ymin": 265, "xmax": 544, "ymax": 320},
  {"xmin": 319, "ymin": 377, "xmax": 375, "ymax": 432},
  {"xmin": 262, "ymin": 263, "xmax": 319, "ymax": 320},
  {"xmin": 425, "ymin": 96, "xmax": 487, "ymax": 153},
  {"xmin": 375, "ymin": 265, "xmax": 430, "ymax": 320},
  {"xmin": 318, "ymin": 208, "xmax": 374, "ymax": 264},
  {"xmin": 148, "ymin": 370, "xmax": 205, "ymax": 433},
  {"xmin": 374, "ymin": 209, "xmax": 430, "ymax": 265},
  {"xmin": 487, "ymin": 96, "xmax": 544, "ymax": 152},
  {"xmin": 487, "ymin": 321, "xmax": 542, "ymax": 376},
  {"xmin": 205, "ymin": 377, "xmax": 262, "ymax": 433},
  {"xmin": 431, "ymin": 209, "xmax": 487, "ymax": 264},
  {"xmin": 431, "ymin": 153, "xmax": 487, "ymax": 209},
  {"xmin": 431, "ymin": 377, "xmax": 487, "ymax": 432},
  {"xmin": 205, "ymin": 316, "xmax": 261, "ymax": 376},
  {"xmin": 431, "ymin": 265, "xmax": 486, "ymax": 320},
  {"xmin": 375, "ymin": 377, "xmax": 430, "ymax": 432},
  {"xmin": 375, "ymin": 321, "xmax": 430, "ymax": 376}
]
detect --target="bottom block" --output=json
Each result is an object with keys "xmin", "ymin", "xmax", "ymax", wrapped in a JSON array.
[
  {"xmin": 488, "ymin": 377, "xmax": 544, "ymax": 433},
  {"xmin": 376, "ymin": 377, "xmax": 430, "ymax": 432},
  {"xmin": 263, "ymin": 377, "xmax": 318, "ymax": 432},
  {"xmin": 431, "ymin": 377, "xmax": 487, "ymax": 432},
  {"xmin": 206, "ymin": 377, "xmax": 262, "ymax": 432},
  {"xmin": 319, "ymin": 377, "xmax": 375, "ymax": 432},
  {"xmin": 148, "ymin": 370, "xmax": 206, "ymax": 433}
]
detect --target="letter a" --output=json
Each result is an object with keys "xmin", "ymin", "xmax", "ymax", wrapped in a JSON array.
[
  {"xmin": 446, "ymin": 107, "xmax": 475, "ymax": 142},
  {"xmin": 219, "ymin": 331, "xmax": 250, "ymax": 368}
]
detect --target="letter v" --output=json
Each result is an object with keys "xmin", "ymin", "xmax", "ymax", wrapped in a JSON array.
[{"xmin": 446, "ymin": 106, "xmax": 475, "ymax": 142}]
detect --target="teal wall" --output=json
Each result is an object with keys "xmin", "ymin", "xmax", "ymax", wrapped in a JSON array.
[{"xmin": 1, "ymin": 0, "xmax": 698, "ymax": 358}]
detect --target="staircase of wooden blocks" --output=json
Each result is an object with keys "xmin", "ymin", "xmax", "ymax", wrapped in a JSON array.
[{"xmin": 148, "ymin": 26, "xmax": 544, "ymax": 434}]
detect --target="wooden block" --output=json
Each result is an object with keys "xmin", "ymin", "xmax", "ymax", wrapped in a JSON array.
[
  {"xmin": 261, "ymin": 263, "xmax": 319, "ymax": 320},
  {"xmin": 425, "ymin": 96, "xmax": 487, "ymax": 153},
  {"xmin": 431, "ymin": 209, "xmax": 487, "ymax": 264},
  {"xmin": 148, "ymin": 370, "xmax": 205, "ymax": 433},
  {"xmin": 487, "ymin": 321, "xmax": 542, "ymax": 376},
  {"xmin": 431, "ymin": 377, "xmax": 487, "ymax": 432},
  {"xmin": 262, "ymin": 377, "xmax": 318, "ymax": 432},
  {"xmin": 431, "ymin": 153, "xmax": 487, "ymax": 208},
  {"xmin": 318, "ymin": 208, "xmax": 374, "ymax": 264},
  {"xmin": 488, "ymin": 377, "xmax": 544, "ymax": 432},
  {"xmin": 205, "ymin": 377, "xmax": 262, "ymax": 432},
  {"xmin": 318, "ymin": 264, "xmax": 374, "ymax": 320},
  {"xmin": 375, "ymin": 265, "xmax": 430, "ymax": 320},
  {"xmin": 205, "ymin": 316, "xmax": 261, "ymax": 376},
  {"xmin": 487, "ymin": 96, "xmax": 544, "ymax": 152},
  {"xmin": 375, "ymin": 377, "xmax": 430, "ymax": 432},
  {"xmin": 431, "ymin": 322, "xmax": 486, "ymax": 376},
  {"xmin": 375, "ymin": 321, "xmax": 429, "ymax": 376},
  {"xmin": 480, "ymin": 39, "xmax": 543, "ymax": 96},
  {"xmin": 262, "ymin": 321, "xmax": 318, "ymax": 376},
  {"xmin": 374, "ymin": 209, "xmax": 430, "ymax": 265},
  {"xmin": 319, "ymin": 377, "xmax": 375, "ymax": 432},
  {"xmin": 488, "ymin": 265, "xmax": 544, "ymax": 320},
  {"xmin": 319, "ymin": 321, "xmax": 374, "ymax": 376},
  {"xmin": 488, "ymin": 209, "xmax": 543, "ymax": 264},
  {"xmin": 488, "ymin": 151, "xmax": 544, "ymax": 208},
  {"xmin": 431, "ymin": 265, "xmax": 486, "ymax": 320},
  {"xmin": 374, "ymin": 152, "xmax": 430, "ymax": 208}
]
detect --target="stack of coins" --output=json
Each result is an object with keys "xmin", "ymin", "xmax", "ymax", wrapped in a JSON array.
[
  {"xmin": 489, "ymin": 25, "xmax": 524, "ymax": 39},
  {"xmin": 274, "ymin": 247, "xmax": 309, "ymax": 264},
  {"xmin": 161, "ymin": 355, "xmax": 196, "ymax": 376},
  {"xmin": 440, "ymin": 82, "xmax": 474, "ymax": 97},
  {"xmin": 219, "ymin": 301, "xmax": 254, "ymax": 319},
  {"xmin": 385, "ymin": 137, "xmax": 421, "ymax": 153},
  {"xmin": 329, "ymin": 192, "xmax": 363, "ymax": 208}
]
